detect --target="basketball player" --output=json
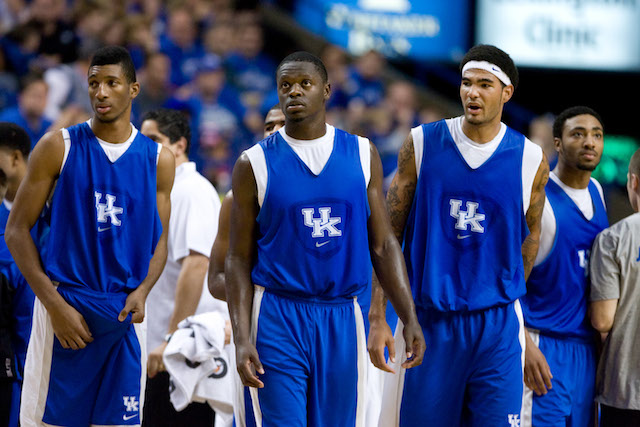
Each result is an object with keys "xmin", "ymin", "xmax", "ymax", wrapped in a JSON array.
[
  {"xmin": 208, "ymin": 104, "xmax": 285, "ymax": 301},
  {"xmin": 226, "ymin": 51, "xmax": 425, "ymax": 426},
  {"xmin": 5, "ymin": 46, "xmax": 175, "ymax": 426},
  {"xmin": 0, "ymin": 122, "xmax": 44, "ymax": 427},
  {"xmin": 140, "ymin": 108, "xmax": 221, "ymax": 426},
  {"xmin": 371, "ymin": 44, "xmax": 549, "ymax": 426},
  {"xmin": 590, "ymin": 148, "xmax": 640, "ymax": 426},
  {"xmin": 520, "ymin": 106, "xmax": 607, "ymax": 426}
]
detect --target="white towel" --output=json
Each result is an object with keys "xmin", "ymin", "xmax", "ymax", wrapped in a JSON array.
[{"xmin": 164, "ymin": 312, "xmax": 233, "ymax": 418}]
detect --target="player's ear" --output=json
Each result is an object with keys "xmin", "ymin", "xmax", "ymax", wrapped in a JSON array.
[
  {"xmin": 501, "ymin": 84, "xmax": 514, "ymax": 103},
  {"xmin": 324, "ymin": 82, "xmax": 331, "ymax": 101},
  {"xmin": 176, "ymin": 137, "xmax": 188, "ymax": 157},
  {"xmin": 553, "ymin": 137, "xmax": 562, "ymax": 154},
  {"xmin": 130, "ymin": 81, "xmax": 140, "ymax": 99}
]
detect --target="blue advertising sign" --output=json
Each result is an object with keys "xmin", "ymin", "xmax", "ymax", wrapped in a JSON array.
[{"xmin": 294, "ymin": 0, "xmax": 469, "ymax": 61}]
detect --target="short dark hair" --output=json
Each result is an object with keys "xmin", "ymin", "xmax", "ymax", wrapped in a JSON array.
[
  {"xmin": 268, "ymin": 103, "xmax": 281, "ymax": 113},
  {"xmin": 19, "ymin": 71, "xmax": 46, "ymax": 93},
  {"xmin": 552, "ymin": 106, "xmax": 604, "ymax": 139},
  {"xmin": 90, "ymin": 45, "xmax": 137, "ymax": 83},
  {"xmin": 460, "ymin": 44, "xmax": 519, "ymax": 90},
  {"xmin": 277, "ymin": 51, "xmax": 328, "ymax": 84},
  {"xmin": 629, "ymin": 147, "xmax": 640, "ymax": 177},
  {"xmin": 0, "ymin": 122, "xmax": 31, "ymax": 158},
  {"xmin": 141, "ymin": 108, "xmax": 191, "ymax": 155}
]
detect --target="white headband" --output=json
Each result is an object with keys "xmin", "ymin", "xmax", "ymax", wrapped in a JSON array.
[{"xmin": 462, "ymin": 60, "xmax": 512, "ymax": 87}]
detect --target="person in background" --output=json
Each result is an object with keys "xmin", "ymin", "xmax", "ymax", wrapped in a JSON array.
[
  {"xmin": 590, "ymin": 147, "xmax": 640, "ymax": 426},
  {"xmin": 0, "ymin": 71, "xmax": 52, "ymax": 148},
  {"xmin": 141, "ymin": 108, "xmax": 222, "ymax": 426}
]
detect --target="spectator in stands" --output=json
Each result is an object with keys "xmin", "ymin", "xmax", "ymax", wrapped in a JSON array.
[
  {"xmin": 0, "ymin": 48, "xmax": 18, "ymax": 111},
  {"xmin": 529, "ymin": 113, "xmax": 558, "ymax": 169},
  {"xmin": 159, "ymin": 7, "xmax": 206, "ymax": 88},
  {"xmin": 0, "ymin": 72, "xmax": 51, "ymax": 148},
  {"xmin": 0, "ymin": 22, "xmax": 41, "ymax": 76},
  {"xmin": 168, "ymin": 54, "xmax": 249, "ymax": 190},
  {"xmin": 134, "ymin": 52, "xmax": 173, "ymax": 121},
  {"xmin": 124, "ymin": 14, "xmax": 159, "ymax": 69},
  {"xmin": 43, "ymin": 45, "xmax": 92, "ymax": 130},
  {"xmin": 321, "ymin": 44, "xmax": 350, "ymax": 127},
  {"xmin": 369, "ymin": 80, "xmax": 420, "ymax": 188},
  {"xmin": 344, "ymin": 49, "xmax": 387, "ymax": 134},
  {"xmin": 226, "ymin": 22, "xmax": 276, "ymax": 112},
  {"xmin": 203, "ymin": 19, "xmax": 235, "ymax": 60},
  {"xmin": 26, "ymin": 0, "xmax": 78, "ymax": 65}
]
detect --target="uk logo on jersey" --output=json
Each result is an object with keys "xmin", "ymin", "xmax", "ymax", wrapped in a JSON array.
[
  {"xmin": 293, "ymin": 199, "xmax": 351, "ymax": 258},
  {"xmin": 302, "ymin": 207, "xmax": 343, "ymax": 238},
  {"xmin": 578, "ymin": 249, "xmax": 590, "ymax": 276},
  {"xmin": 450, "ymin": 199, "xmax": 485, "ymax": 234},
  {"xmin": 442, "ymin": 194, "xmax": 499, "ymax": 249},
  {"xmin": 508, "ymin": 414, "xmax": 521, "ymax": 427},
  {"xmin": 95, "ymin": 191, "xmax": 123, "ymax": 231}
]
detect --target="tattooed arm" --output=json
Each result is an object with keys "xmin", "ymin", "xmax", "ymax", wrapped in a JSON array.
[
  {"xmin": 368, "ymin": 132, "xmax": 419, "ymax": 372},
  {"xmin": 522, "ymin": 153, "xmax": 549, "ymax": 280},
  {"xmin": 522, "ymin": 152, "xmax": 551, "ymax": 396}
]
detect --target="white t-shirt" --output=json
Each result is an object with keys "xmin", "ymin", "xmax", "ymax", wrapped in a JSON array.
[
  {"xmin": 411, "ymin": 116, "xmax": 543, "ymax": 213},
  {"xmin": 534, "ymin": 171, "xmax": 606, "ymax": 265},
  {"xmin": 60, "ymin": 120, "xmax": 162, "ymax": 172},
  {"xmin": 244, "ymin": 124, "xmax": 371, "ymax": 207},
  {"xmin": 146, "ymin": 162, "xmax": 224, "ymax": 351}
]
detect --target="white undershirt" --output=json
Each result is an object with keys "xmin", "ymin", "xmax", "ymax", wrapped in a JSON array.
[
  {"xmin": 411, "ymin": 116, "xmax": 543, "ymax": 213},
  {"xmin": 60, "ymin": 120, "xmax": 161, "ymax": 174},
  {"xmin": 534, "ymin": 171, "xmax": 606, "ymax": 265},
  {"xmin": 245, "ymin": 124, "xmax": 371, "ymax": 207}
]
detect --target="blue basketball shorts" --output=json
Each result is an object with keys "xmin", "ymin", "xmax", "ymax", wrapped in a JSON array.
[
  {"xmin": 20, "ymin": 286, "xmax": 146, "ymax": 427},
  {"xmin": 394, "ymin": 300, "xmax": 525, "ymax": 427},
  {"xmin": 521, "ymin": 331, "xmax": 596, "ymax": 427},
  {"xmin": 244, "ymin": 286, "xmax": 367, "ymax": 427}
]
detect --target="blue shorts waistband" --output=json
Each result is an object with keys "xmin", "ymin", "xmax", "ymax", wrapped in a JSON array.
[{"xmin": 257, "ymin": 285, "xmax": 357, "ymax": 305}]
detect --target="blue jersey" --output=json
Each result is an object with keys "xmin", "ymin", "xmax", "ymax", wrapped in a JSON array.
[
  {"xmin": 44, "ymin": 122, "xmax": 162, "ymax": 294},
  {"xmin": 522, "ymin": 179, "xmax": 608, "ymax": 339},
  {"xmin": 404, "ymin": 120, "xmax": 529, "ymax": 312},
  {"xmin": 251, "ymin": 129, "xmax": 371, "ymax": 299},
  {"xmin": 0, "ymin": 202, "xmax": 48, "ymax": 378}
]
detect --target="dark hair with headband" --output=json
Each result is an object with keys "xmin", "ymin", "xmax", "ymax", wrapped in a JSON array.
[{"xmin": 460, "ymin": 44, "xmax": 519, "ymax": 90}]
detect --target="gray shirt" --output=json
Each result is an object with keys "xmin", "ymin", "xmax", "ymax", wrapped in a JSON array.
[{"xmin": 590, "ymin": 212, "xmax": 640, "ymax": 410}]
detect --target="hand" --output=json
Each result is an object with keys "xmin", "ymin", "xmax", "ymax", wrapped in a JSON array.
[
  {"xmin": 235, "ymin": 340, "xmax": 264, "ymax": 388},
  {"xmin": 49, "ymin": 301, "xmax": 94, "ymax": 350},
  {"xmin": 524, "ymin": 334, "xmax": 553, "ymax": 396},
  {"xmin": 118, "ymin": 288, "xmax": 146, "ymax": 323},
  {"xmin": 367, "ymin": 317, "xmax": 396, "ymax": 373},
  {"xmin": 401, "ymin": 319, "xmax": 425, "ymax": 369},
  {"xmin": 147, "ymin": 341, "xmax": 168, "ymax": 378}
]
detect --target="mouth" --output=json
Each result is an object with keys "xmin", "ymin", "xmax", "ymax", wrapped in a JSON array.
[
  {"xmin": 580, "ymin": 151, "xmax": 598, "ymax": 161},
  {"xmin": 466, "ymin": 103, "xmax": 482, "ymax": 114},
  {"xmin": 95, "ymin": 104, "xmax": 111, "ymax": 114},
  {"xmin": 286, "ymin": 102, "xmax": 305, "ymax": 112}
]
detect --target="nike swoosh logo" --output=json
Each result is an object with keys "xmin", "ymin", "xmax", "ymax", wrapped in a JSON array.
[
  {"xmin": 315, "ymin": 241, "xmax": 330, "ymax": 247},
  {"xmin": 123, "ymin": 414, "xmax": 138, "ymax": 421},
  {"xmin": 456, "ymin": 234, "xmax": 471, "ymax": 239},
  {"xmin": 98, "ymin": 226, "xmax": 111, "ymax": 232}
]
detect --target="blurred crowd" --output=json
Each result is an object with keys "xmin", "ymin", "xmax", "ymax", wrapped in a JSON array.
[{"xmin": 0, "ymin": 0, "xmax": 453, "ymax": 192}]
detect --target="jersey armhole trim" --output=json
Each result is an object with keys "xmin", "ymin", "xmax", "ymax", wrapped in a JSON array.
[
  {"xmin": 245, "ymin": 144, "xmax": 267, "ymax": 209},
  {"xmin": 356, "ymin": 136, "xmax": 371, "ymax": 188},
  {"xmin": 411, "ymin": 126, "xmax": 424, "ymax": 180},
  {"xmin": 522, "ymin": 139, "xmax": 543, "ymax": 214},
  {"xmin": 60, "ymin": 128, "xmax": 71, "ymax": 176}
]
